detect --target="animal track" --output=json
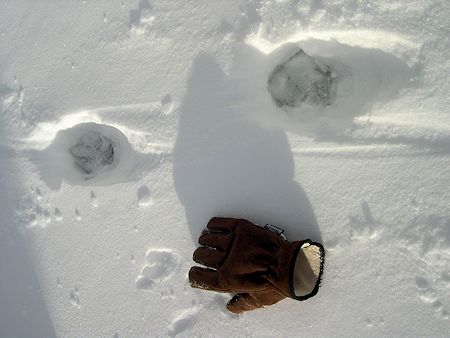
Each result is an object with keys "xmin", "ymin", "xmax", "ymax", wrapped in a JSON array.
[
  {"xmin": 415, "ymin": 276, "xmax": 448, "ymax": 319},
  {"xmin": 135, "ymin": 249, "xmax": 179, "ymax": 290},
  {"xmin": 268, "ymin": 49, "xmax": 335, "ymax": 109},
  {"xmin": 349, "ymin": 201, "xmax": 379, "ymax": 241},
  {"xmin": 167, "ymin": 295, "xmax": 234, "ymax": 336},
  {"xmin": 69, "ymin": 287, "xmax": 80, "ymax": 308},
  {"xmin": 35, "ymin": 187, "xmax": 43, "ymax": 201},
  {"xmin": 21, "ymin": 190, "xmax": 53, "ymax": 228},
  {"xmin": 137, "ymin": 186, "xmax": 152, "ymax": 207},
  {"xmin": 161, "ymin": 95, "xmax": 174, "ymax": 115},
  {"xmin": 129, "ymin": 0, "xmax": 154, "ymax": 34},
  {"xmin": 75, "ymin": 209, "xmax": 81, "ymax": 221},
  {"xmin": 42, "ymin": 209, "xmax": 51, "ymax": 224},
  {"xmin": 168, "ymin": 306, "xmax": 200, "ymax": 337},
  {"xmin": 34, "ymin": 122, "xmax": 135, "ymax": 188},
  {"xmin": 54, "ymin": 207, "xmax": 63, "ymax": 221},
  {"xmin": 17, "ymin": 186, "xmax": 67, "ymax": 228},
  {"xmin": 90, "ymin": 190, "xmax": 98, "ymax": 207},
  {"xmin": 364, "ymin": 317, "xmax": 385, "ymax": 328},
  {"xmin": 70, "ymin": 130, "xmax": 115, "ymax": 175},
  {"xmin": 30, "ymin": 109, "xmax": 170, "ymax": 190}
]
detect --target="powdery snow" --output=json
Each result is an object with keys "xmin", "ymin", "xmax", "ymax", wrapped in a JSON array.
[{"xmin": 0, "ymin": 0, "xmax": 449, "ymax": 337}]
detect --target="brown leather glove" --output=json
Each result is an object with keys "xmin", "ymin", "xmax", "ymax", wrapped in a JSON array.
[{"xmin": 189, "ymin": 217, "xmax": 324, "ymax": 314}]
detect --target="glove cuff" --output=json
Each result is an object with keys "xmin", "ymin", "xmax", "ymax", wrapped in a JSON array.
[{"xmin": 288, "ymin": 239, "xmax": 325, "ymax": 301}]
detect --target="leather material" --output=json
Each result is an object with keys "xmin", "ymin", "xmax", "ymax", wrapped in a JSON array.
[{"xmin": 189, "ymin": 217, "xmax": 312, "ymax": 313}]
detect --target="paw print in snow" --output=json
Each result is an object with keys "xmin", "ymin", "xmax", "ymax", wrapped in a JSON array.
[
  {"xmin": 161, "ymin": 95, "xmax": 174, "ymax": 115},
  {"xmin": 415, "ymin": 276, "xmax": 448, "ymax": 319},
  {"xmin": 69, "ymin": 286, "xmax": 80, "ymax": 308},
  {"xmin": 135, "ymin": 249, "xmax": 179, "ymax": 290},
  {"xmin": 137, "ymin": 186, "xmax": 153, "ymax": 207}
]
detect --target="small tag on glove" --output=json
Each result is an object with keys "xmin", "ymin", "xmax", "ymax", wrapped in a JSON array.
[{"xmin": 265, "ymin": 224, "xmax": 287, "ymax": 240}]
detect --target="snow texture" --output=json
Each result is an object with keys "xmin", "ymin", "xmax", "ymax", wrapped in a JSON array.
[{"xmin": 0, "ymin": 0, "xmax": 449, "ymax": 337}]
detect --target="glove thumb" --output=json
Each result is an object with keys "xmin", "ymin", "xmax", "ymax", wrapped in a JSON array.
[
  {"xmin": 226, "ymin": 291, "xmax": 286, "ymax": 314},
  {"xmin": 226, "ymin": 293, "xmax": 261, "ymax": 314}
]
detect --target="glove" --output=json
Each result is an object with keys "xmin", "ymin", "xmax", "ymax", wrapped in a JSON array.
[{"xmin": 189, "ymin": 217, "xmax": 324, "ymax": 314}]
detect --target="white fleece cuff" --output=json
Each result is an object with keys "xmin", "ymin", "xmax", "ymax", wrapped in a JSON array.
[{"xmin": 293, "ymin": 242, "xmax": 323, "ymax": 298}]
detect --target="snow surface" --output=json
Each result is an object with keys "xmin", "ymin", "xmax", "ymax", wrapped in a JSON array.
[{"xmin": 1, "ymin": 0, "xmax": 449, "ymax": 337}]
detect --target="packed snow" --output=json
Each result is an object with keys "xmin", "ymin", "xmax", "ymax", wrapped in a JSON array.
[{"xmin": 0, "ymin": 0, "xmax": 449, "ymax": 337}]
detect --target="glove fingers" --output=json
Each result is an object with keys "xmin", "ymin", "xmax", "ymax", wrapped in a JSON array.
[
  {"xmin": 189, "ymin": 266, "xmax": 224, "ymax": 291},
  {"xmin": 193, "ymin": 247, "xmax": 226, "ymax": 269},
  {"xmin": 199, "ymin": 231, "xmax": 231, "ymax": 251},
  {"xmin": 206, "ymin": 217, "xmax": 236, "ymax": 233}
]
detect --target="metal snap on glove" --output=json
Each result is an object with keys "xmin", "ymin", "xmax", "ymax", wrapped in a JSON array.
[{"xmin": 189, "ymin": 217, "xmax": 324, "ymax": 314}]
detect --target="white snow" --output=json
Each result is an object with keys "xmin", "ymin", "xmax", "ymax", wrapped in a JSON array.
[{"xmin": 1, "ymin": 0, "xmax": 449, "ymax": 337}]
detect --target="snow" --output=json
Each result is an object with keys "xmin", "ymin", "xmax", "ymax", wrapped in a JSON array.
[
  {"xmin": 0, "ymin": 0, "xmax": 449, "ymax": 337},
  {"xmin": 267, "ymin": 48, "xmax": 335, "ymax": 108}
]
